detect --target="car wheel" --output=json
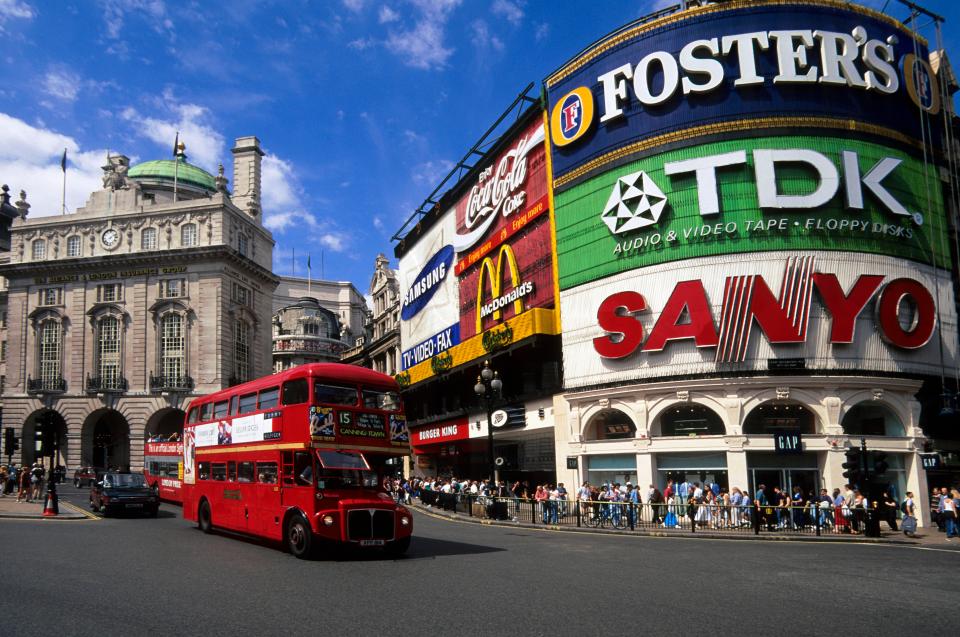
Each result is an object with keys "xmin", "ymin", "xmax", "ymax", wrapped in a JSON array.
[
  {"xmin": 385, "ymin": 536, "xmax": 411, "ymax": 557},
  {"xmin": 198, "ymin": 500, "xmax": 212, "ymax": 533},
  {"xmin": 286, "ymin": 515, "xmax": 313, "ymax": 559}
]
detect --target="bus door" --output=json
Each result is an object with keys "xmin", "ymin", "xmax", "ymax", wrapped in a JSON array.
[
  {"xmin": 253, "ymin": 459, "xmax": 282, "ymax": 539},
  {"xmin": 282, "ymin": 450, "xmax": 315, "ymax": 522}
]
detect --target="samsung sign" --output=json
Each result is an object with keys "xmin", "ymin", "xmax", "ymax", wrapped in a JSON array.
[
  {"xmin": 546, "ymin": 2, "xmax": 940, "ymax": 181},
  {"xmin": 401, "ymin": 245, "xmax": 454, "ymax": 321}
]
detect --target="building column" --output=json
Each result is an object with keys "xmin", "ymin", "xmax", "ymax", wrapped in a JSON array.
[
  {"xmin": 823, "ymin": 445, "xmax": 847, "ymax": 492},
  {"xmin": 905, "ymin": 450, "xmax": 930, "ymax": 528},
  {"xmin": 636, "ymin": 450, "xmax": 655, "ymax": 491},
  {"xmin": 726, "ymin": 449, "xmax": 749, "ymax": 492}
]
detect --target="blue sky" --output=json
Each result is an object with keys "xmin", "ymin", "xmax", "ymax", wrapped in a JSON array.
[{"xmin": 0, "ymin": 0, "xmax": 957, "ymax": 294}]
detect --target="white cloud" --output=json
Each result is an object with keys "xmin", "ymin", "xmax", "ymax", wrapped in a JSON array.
[
  {"xmin": 372, "ymin": 215, "xmax": 384, "ymax": 230},
  {"xmin": 348, "ymin": 37, "xmax": 376, "ymax": 50},
  {"xmin": 0, "ymin": 112, "xmax": 106, "ymax": 217},
  {"xmin": 42, "ymin": 68, "xmax": 82, "ymax": 103},
  {"xmin": 534, "ymin": 22, "xmax": 549, "ymax": 42},
  {"xmin": 100, "ymin": 0, "xmax": 175, "ymax": 56},
  {"xmin": 471, "ymin": 20, "xmax": 503, "ymax": 52},
  {"xmin": 120, "ymin": 90, "xmax": 224, "ymax": 170},
  {"xmin": 261, "ymin": 154, "xmax": 300, "ymax": 212},
  {"xmin": 385, "ymin": 0, "xmax": 461, "ymax": 70},
  {"xmin": 491, "ymin": 0, "xmax": 523, "ymax": 25},
  {"xmin": 0, "ymin": 0, "xmax": 33, "ymax": 32},
  {"xmin": 378, "ymin": 5, "xmax": 399, "ymax": 23},
  {"xmin": 342, "ymin": 0, "xmax": 365, "ymax": 12},
  {"xmin": 412, "ymin": 159, "xmax": 454, "ymax": 186}
]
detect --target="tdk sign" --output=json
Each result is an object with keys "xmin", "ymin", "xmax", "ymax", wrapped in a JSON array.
[{"xmin": 401, "ymin": 245, "xmax": 454, "ymax": 321}]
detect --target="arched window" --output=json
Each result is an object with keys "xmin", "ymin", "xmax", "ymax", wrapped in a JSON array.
[
  {"xmin": 160, "ymin": 313, "xmax": 185, "ymax": 381},
  {"xmin": 38, "ymin": 320, "xmax": 62, "ymax": 385},
  {"xmin": 234, "ymin": 320, "xmax": 250, "ymax": 383},
  {"xmin": 584, "ymin": 408, "xmax": 636, "ymax": 441},
  {"xmin": 97, "ymin": 316, "xmax": 122, "ymax": 389},
  {"xmin": 181, "ymin": 224, "xmax": 197, "ymax": 247},
  {"xmin": 841, "ymin": 403, "xmax": 906, "ymax": 437},
  {"xmin": 32, "ymin": 240, "xmax": 46, "ymax": 260},
  {"xmin": 67, "ymin": 235, "xmax": 81, "ymax": 257},
  {"xmin": 655, "ymin": 404, "xmax": 725, "ymax": 436},
  {"xmin": 743, "ymin": 402, "xmax": 816, "ymax": 435},
  {"xmin": 141, "ymin": 227, "xmax": 157, "ymax": 250}
]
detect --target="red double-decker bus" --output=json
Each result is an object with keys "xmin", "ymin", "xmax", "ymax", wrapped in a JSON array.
[
  {"xmin": 181, "ymin": 363, "xmax": 413, "ymax": 558},
  {"xmin": 144, "ymin": 441, "xmax": 184, "ymax": 504}
]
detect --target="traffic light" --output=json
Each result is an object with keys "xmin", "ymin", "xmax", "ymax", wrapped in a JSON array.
[
  {"xmin": 3, "ymin": 428, "xmax": 13, "ymax": 456},
  {"xmin": 872, "ymin": 451, "xmax": 889, "ymax": 477},
  {"xmin": 842, "ymin": 448, "xmax": 862, "ymax": 485}
]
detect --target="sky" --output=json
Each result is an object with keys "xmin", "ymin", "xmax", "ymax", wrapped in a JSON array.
[{"xmin": 1, "ymin": 0, "xmax": 958, "ymax": 295}]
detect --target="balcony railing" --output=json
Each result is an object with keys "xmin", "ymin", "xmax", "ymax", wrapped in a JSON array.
[
  {"xmin": 150, "ymin": 373, "xmax": 194, "ymax": 392},
  {"xmin": 86, "ymin": 375, "xmax": 128, "ymax": 393},
  {"xmin": 27, "ymin": 376, "xmax": 67, "ymax": 394}
]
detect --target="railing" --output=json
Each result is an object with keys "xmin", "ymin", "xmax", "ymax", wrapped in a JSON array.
[
  {"xmin": 85, "ymin": 375, "xmax": 128, "ymax": 393},
  {"xmin": 149, "ymin": 374, "xmax": 194, "ymax": 392},
  {"xmin": 418, "ymin": 493, "xmax": 886, "ymax": 537},
  {"xmin": 26, "ymin": 376, "xmax": 67, "ymax": 393}
]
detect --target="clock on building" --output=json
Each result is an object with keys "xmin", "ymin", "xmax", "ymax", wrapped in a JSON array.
[{"xmin": 101, "ymin": 228, "xmax": 120, "ymax": 249}]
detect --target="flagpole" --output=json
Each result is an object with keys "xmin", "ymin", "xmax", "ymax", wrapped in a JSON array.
[
  {"xmin": 173, "ymin": 131, "xmax": 180, "ymax": 203},
  {"xmin": 61, "ymin": 148, "xmax": 67, "ymax": 215},
  {"xmin": 308, "ymin": 255, "xmax": 312, "ymax": 295}
]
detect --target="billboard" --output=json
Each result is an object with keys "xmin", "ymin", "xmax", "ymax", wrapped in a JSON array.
[
  {"xmin": 561, "ymin": 251, "xmax": 958, "ymax": 388},
  {"xmin": 545, "ymin": 1, "xmax": 940, "ymax": 186},
  {"xmin": 553, "ymin": 135, "xmax": 949, "ymax": 291}
]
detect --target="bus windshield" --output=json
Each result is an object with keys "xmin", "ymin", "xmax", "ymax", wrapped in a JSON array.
[{"xmin": 316, "ymin": 450, "xmax": 378, "ymax": 489}]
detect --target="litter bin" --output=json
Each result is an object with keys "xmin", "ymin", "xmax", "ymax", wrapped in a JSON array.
[{"xmin": 487, "ymin": 500, "xmax": 509, "ymax": 521}]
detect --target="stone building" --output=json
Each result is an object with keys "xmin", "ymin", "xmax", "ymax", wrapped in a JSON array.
[
  {"xmin": 0, "ymin": 137, "xmax": 276, "ymax": 471},
  {"xmin": 341, "ymin": 253, "xmax": 400, "ymax": 376}
]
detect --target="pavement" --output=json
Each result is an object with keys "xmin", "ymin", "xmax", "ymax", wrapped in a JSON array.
[
  {"xmin": 411, "ymin": 500, "xmax": 960, "ymax": 548},
  {"xmin": 0, "ymin": 490, "xmax": 89, "ymax": 519}
]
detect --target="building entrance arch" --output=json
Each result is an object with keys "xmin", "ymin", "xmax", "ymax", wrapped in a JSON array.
[
  {"xmin": 82, "ymin": 409, "xmax": 131, "ymax": 471},
  {"xmin": 21, "ymin": 409, "xmax": 68, "ymax": 468}
]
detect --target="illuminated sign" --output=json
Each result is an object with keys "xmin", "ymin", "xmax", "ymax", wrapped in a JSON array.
[
  {"xmin": 400, "ymin": 323, "xmax": 461, "ymax": 371},
  {"xmin": 593, "ymin": 258, "xmax": 936, "ymax": 361},
  {"xmin": 474, "ymin": 244, "xmax": 532, "ymax": 334},
  {"xmin": 545, "ymin": 1, "xmax": 940, "ymax": 182},
  {"xmin": 411, "ymin": 418, "xmax": 470, "ymax": 446},
  {"xmin": 554, "ymin": 136, "xmax": 948, "ymax": 291},
  {"xmin": 401, "ymin": 244, "xmax": 454, "ymax": 320}
]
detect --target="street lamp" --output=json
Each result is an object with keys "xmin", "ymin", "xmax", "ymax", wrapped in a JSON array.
[{"xmin": 474, "ymin": 360, "xmax": 503, "ymax": 488}]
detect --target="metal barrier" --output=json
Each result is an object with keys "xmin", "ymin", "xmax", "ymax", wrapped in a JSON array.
[{"xmin": 419, "ymin": 494, "xmax": 883, "ymax": 538}]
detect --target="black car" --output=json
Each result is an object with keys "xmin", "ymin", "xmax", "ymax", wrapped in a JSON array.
[{"xmin": 89, "ymin": 472, "xmax": 159, "ymax": 517}]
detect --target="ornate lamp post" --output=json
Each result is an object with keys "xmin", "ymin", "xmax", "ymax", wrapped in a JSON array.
[{"xmin": 474, "ymin": 360, "xmax": 503, "ymax": 488}]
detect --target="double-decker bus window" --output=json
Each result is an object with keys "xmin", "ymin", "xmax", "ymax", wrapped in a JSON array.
[
  {"xmin": 212, "ymin": 463, "xmax": 227, "ymax": 481},
  {"xmin": 282, "ymin": 378, "xmax": 309, "ymax": 405},
  {"xmin": 314, "ymin": 383, "xmax": 358, "ymax": 406},
  {"xmin": 238, "ymin": 392, "xmax": 257, "ymax": 415},
  {"xmin": 227, "ymin": 461, "xmax": 237, "ymax": 482},
  {"xmin": 149, "ymin": 461, "xmax": 158, "ymax": 475},
  {"xmin": 187, "ymin": 407, "xmax": 199, "ymax": 424},
  {"xmin": 198, "ymin": 462, "xmax": 210, "ymax": 480},
  {"xmin": 229, "ymin": 395, "xmax": 238, "ymax": 415},
  {"xmin": 294, "ymin": 451, "xmax": 312, "ymax": 486},
  {"xmin": 362, "ymin": 388, "xmax": 401, "ymax": 411},
  {"xmin": 315, "ymin": 450, "xmax": 377, "ymax": 489},
  {"xmin": 200, "ymin": 403, "xmax": 213, "ymax": 422},
  {"xmin": 258, "ymin": 387, "xmax": 279, "ymax": 410},
  {"xmin": 257, "ymin": 462, "xmax": 278, "ymax": 484},
  {"xmin": 213, "ymin": 400, "xmax": 229, "ymax": 419},
  {"xmin": 238, "ymin": 461, "xmax": 254, "ymax": 483}
]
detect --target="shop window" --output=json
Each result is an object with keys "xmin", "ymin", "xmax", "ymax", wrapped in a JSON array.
[
  {"xmin": 743, "ymin": 402, "xmax": 816, "ymax": 435},
  {"xmin": 841, "ymin": 403, "xmax": 906, "ymax": 437},
  {"xmin": 655, "ymin": 404, "xmax": 725, "ymax": 436},
  {"xmin": 584, "ymin": 408, "xmax": 636, "ymax": 441}
]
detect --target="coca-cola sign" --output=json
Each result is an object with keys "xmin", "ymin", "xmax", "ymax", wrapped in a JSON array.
[{"xmin": 452, "ymin": 122, "xmax": 545, "ymax": 252}]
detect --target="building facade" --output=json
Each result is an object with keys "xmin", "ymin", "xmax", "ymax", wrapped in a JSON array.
[
  {"xmin": 0, "ymin": 137, "xmax": 277, "ymax": 471},
  {"xmin": 543, "ymin": 1, "xmax": 959, "ymax": 526},
  {"xmin": 341, "ymin": 253, "xmax": 401, "ymax": 376}
]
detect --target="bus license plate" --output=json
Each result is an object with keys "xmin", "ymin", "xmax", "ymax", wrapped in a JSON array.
[
  {"xmin": 359, "ymin": 539, "xmax": 384, "ymax": 547},
  {"xmin": 125, "ymin": 503, "xmax": 143, "ymax": 509}
]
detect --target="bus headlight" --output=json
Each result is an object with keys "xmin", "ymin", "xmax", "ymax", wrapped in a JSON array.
[
  {"xmin": 400, "ymin": 516, "xmax": 410, "ymax": 527},
  {"xmin": 322, "ymin": 515, "xmax": 335, "ymax": 526},
  {"xmin": 316, "ymin": 491, "xmax": 323, "ymax": 501}
]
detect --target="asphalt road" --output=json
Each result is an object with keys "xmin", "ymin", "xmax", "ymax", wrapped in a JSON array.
[{"xmin": 2, "ymin": 486, "xmax": 958, "ymax": 636}]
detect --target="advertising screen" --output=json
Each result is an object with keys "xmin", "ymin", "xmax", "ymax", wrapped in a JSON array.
[
  {"xmin": 545, "ymin": 1, "xmax": 940, "ymax": 186},
  {"xmin": 553, "ymin": 135, "xmax": 949, "ymax": 291}
]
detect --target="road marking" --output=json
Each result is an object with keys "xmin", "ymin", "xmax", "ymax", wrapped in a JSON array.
[
  {"xmin": 412, "ymin": 508, "xmax": 960, "ymax": 554},
  {"xmin": 61, "ymin": 501, "xmax": 101, "ymax": 520}
]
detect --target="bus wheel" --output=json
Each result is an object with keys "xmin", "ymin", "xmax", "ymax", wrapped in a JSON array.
[
  {"xmin": 385, "ymin": 536, "xmax": 411, "ymax": 557},
  {"xmin": 198, "ymin": 500, "xmax": 213, "ymax": 533},
  {"xmin": 286, "ymin": 515, "xmax": 313, "ymax": 559}
]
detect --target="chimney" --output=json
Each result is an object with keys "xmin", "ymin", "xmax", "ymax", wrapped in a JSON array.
[{"xmin": 231, "ymin": 136, "xmax": 264, "ymax": 218}]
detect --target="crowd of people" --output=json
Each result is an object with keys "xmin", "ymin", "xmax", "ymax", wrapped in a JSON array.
[
  {"xmin": 0, "ymin": 462, "xmax": 48, "ymax": 502},
  {"xmin": 394, "ymin": 475, "xmax": 960, "ymax": 538}
]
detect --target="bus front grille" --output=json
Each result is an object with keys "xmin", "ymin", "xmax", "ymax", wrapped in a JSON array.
[{"xmin": 348, "ymin": 509, "xmax": 394, "ymax": 541}]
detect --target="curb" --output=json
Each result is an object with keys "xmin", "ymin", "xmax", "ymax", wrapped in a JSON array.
[
  {"xmin": 412, "ymin": 503, "xmax": 921, "ymax": 545},
  {"xmin": 0, "ymin": 500, "xmax": 90, "ymax": 521}
]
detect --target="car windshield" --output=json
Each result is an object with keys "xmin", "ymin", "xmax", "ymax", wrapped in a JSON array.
[
  {"xmin": 315, "ymin": 450, "xmax": 377, "ymax": 489},
  {"xmin": 103, "ymin": 474, "xmax": 146, "ymax": 488}
]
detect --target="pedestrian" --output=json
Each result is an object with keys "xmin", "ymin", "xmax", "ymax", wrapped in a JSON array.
[
  {"xmin": 881, "ymin": 491, "xmax": 898, "ymax": 531},
  {"xmin": 0, "ymin": 466, "xmax": 6, "ymax": 498},
  {"xmin": 901, "ymin": 491, "xmax": 917, "ymax": 537},
  {"xmin": 930, "ymin": 487, "xmax": 943, "ymax": 531},
  {"xmin": 17, "ymin": 466, "xmax": 31, "ymax": 502},
  {"xmin": 944, "ymin": 489, "xmax": 959, "ymax": 541}
]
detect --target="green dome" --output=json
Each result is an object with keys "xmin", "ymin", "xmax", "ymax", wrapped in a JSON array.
[{"xmin": 128, "ymin": 159, "xmax": 217, "ymax": 192}]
